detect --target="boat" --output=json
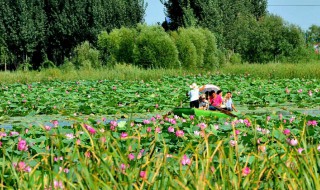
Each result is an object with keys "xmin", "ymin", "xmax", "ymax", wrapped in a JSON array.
[{"xmin": 172, "ymin": 107, "xmax": 235, "ymax": 118}]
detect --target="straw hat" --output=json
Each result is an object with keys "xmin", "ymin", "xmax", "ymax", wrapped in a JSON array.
[{"xmin": 189, "ymin": 83, "xmax": 199, "ymax": 89}]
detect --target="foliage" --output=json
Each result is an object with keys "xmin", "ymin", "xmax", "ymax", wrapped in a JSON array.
[
  {"xmin": 73, "ymin": 41, "xmax": 101, "ymax": 69},
  {"xmin": 0, "ymin": 0, "xmax": 146, "ymax": 69}
]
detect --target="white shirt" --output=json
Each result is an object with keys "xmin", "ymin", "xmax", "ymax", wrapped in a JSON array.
[
  {"xmin": 188, "ymin": 89, "xmax": 200, "ymax": 102},
  {"xmin": 225, "ymin": 98, "xmax": 233, "ymax": 108}
]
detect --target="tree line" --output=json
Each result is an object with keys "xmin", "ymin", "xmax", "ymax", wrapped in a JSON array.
[{"xmin": 0, "ymin": 0, "xmax": 319, "ymax": 71}]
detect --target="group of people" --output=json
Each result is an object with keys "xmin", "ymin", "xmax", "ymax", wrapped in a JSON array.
[{"xmin": 187, "ymin": 83, "xmax": 237, "ymax": 112}]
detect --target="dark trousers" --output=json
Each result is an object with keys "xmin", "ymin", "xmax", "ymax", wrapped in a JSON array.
[{"xmin": 190, "ymin": 100, "xmax": 199, "ymax": 108}]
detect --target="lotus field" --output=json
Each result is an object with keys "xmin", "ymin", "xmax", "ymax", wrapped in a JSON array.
[{"xmin": 0, "ymin": 74, "xmax": 320, "ymax": 189}]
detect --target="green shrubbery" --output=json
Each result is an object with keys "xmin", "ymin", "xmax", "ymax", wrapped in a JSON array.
[{"xmin": 96, "ymin": 25, "xmax": 222, "ymax": 69}]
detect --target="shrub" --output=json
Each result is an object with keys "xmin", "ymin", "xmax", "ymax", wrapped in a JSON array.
[
  {"xmin": 133, "ymin": 24, "xmax": 180, "ymax": 68},
  {"xmin": 73, "ymin": 41, "xmax": 101, "ymax": 69},
  {"xmin": 200, "ymin": 28, "xmax": 220, "ymax": 68}
]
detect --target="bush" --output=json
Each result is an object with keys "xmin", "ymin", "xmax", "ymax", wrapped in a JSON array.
[
  {"xmin": 73, "ymin": 41, "xmax": 101, "ymax": 69},
  {"xmin": 200, "ymin": 28, "xmax": 220, "ymax": 68},
  {"xmin": 133, "ymin": 24, "xmax": 180, "ymax": 68}
]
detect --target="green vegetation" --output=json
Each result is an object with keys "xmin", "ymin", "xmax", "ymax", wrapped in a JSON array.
[{"xmin": 0, "ymin": 73, "xmax": 319, "ymax": 189}]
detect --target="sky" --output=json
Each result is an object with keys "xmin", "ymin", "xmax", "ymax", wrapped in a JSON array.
[{"xmin": 145, "ymin": 0, "xmax": 320, "ymax": 30}]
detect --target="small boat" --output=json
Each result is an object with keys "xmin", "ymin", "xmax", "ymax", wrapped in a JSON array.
[{"xmin": 172, "ymin": 107, "xmax": 235, "ymax": 118}]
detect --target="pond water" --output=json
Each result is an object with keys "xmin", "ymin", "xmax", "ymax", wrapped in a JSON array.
[{"xmin": 0, "ymin": 105, "xmax": 319, "ymax": 130}]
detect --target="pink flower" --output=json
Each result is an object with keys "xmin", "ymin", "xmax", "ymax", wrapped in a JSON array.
[
  {"xmin": 267, "ymin": 116, "xmax": 271, "ymax": 122},
  {"xmin": 150, "ymin": 117, "xmax": 156, "ymax": 122},
  {"xmin": 194, "ymin": 131, "xmax": 200, "ymax": 136},
  {"xmin": 10, "ymin": 131, "xmax": 19, "ymax": 136},
  {"xmin": 13, "ymin": 162, "xmax": 31, "ymax": 173},
  {"xmin": 155, "ymin": 127, "xmax": 161, "ymax": 133},
  {"xmin": 308, "ymin": 90, "xmax": 312, "ymax": 96},
  {"xmin": 54, "ymin": 156, "xmax": 63, "ymax": 162},
  {"xmin": 17, "ymin": 139, "xmax": 28, "ymax": 151},
  {"xmin": 168, "ymin": 126, "xmax": 175, "ymax": 133},
  {"xmin": 110, "ymin": 120, "xmax": 118, "ymax": 127},
  {"xmin": 84, "ymin": 151, "xmax": 91, "ymax": 158},
  {"xmin": 283, "ymin": 119, "xmax": 287, "ymax": 123},
  {"xmin": 140, "ymin": 171, "xmax": 146, "ymax": 178},
  {"xmin": 170, "ymin": 119, "xmax": 176, "ymax": 125},
  {"xmin": 258, "ymin": 145, "xmax": 266, "ymax": 152},
  {"xmin": 190, "ymin": 115, "xmax": 194, "ymax": 120},
  {"xmin": 297, "ymin": 89, "xmax": 302, "ymax": 93},
  {"xmin": 128, "ymin": 153, "xmax": 135, "ymax": 161},
  {"xmin": 230, "ymin": 140, "xmax": 237, "ymax": 147},
  {"xmin": 181, "ymin": 155, "xmax": 191, "ymax": 165},
  {"xmin": 130, "ymin": 122, "xmax": 134, "ymax": 127},
  {"xmin": 285, "ymin": 87, "xmax": 290, "ymax": 94},
  {"xmin": 86, "ymin": 125, "xmax": 96, "ymax": 135},
  {"xmin": 155, "ymin": 114, "xmax": 161, "ymax": 119},
  {"xmin": 44, "ymin": 125, "xmax": 51, "ymax": 131},
  {"xmin": 317, "ymin": 145, "xmax": 320, "ymax": 152},
  {"xmin": 120, "ymin": 163, "xmax": 127, "ymax": 171},
  {"xmin": 235, "ymin": 130, "xmax": 240, "ymax": 135},
  {"xmin": 175, "ymin": 130, "xmax": 184, "ymax": 137},
  {"xmin": 283, "ymin": 129, "xmax": 290, "ymax": 135},
  {"xmin": 147, "ymin": 127, "xmax": 152, "ymax": 133},
  {"xmin": 198, "ymin": 123, "xmax": 207, "ymax": 130},
  {"xmin": 143, "ymin": 120, "xmax": 150, "ymax": 125},
  {"xmin": 214, "ymin": 124, "xmax": 219, "ymax": 130},
  {"xmin": 297, "ymin": 148, "xmax": 304, "ymax": 154},
  {"xmin": 52, "ymin": 120, "xmax": 59, "ymax": 127},
  {"xmin": 120, "ymin": 132, "xmax": 128, "ymax": 139},
  {"xmin": 54, "ymin": 180, "xmax": 64, "ymax": 189},
  {"xmin": 279, "ymin": 113, "xmax": 283, "ymax": 120},
  {"xmin": 65, "ymin": 133, "xmax": 74, "ymax": 139},
  {"xmin": 288, "ymin": 139, "xmax": 298, "ymax": 146},
  {"xmin": 155, "ymin": 104, "xmax": 159, "ymax": 109},
  {"xmin": 242, "ymin": 167, "xmax": 251, "ymax": 176},
  {"xmin": 0, "ymin": 132, "xmax": 7, "ymax": 137},
  {"xmin": 290, "ymin": 117, "xmax": 295, "ymax": 123},
  {"xmin": 76, "ymin": 139, "xmax": 81, "ymax": 145},
  {"xmin": 0, "ymin": 141, "xmax": 2, "ymax": 147},
  {"xmin": 307, "ymin": 120, "xmax": 318, "ymax": 127}
]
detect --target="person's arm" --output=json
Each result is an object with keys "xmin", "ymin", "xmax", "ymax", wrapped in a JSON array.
[{"xmin": 232, "ymin": 103, "xmax": 237, "ymax": 112}]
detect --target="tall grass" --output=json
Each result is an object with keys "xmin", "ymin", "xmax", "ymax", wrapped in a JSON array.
[
  {"xmin": 2, "ymin": 115, "xmax": 320, "ymax": 189},
  {"xmin": 1, "ymin": 62, "xmax": 320, "ymax": 84}
]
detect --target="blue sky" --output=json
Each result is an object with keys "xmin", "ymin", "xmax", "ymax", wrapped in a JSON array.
[{"xmin": 145, "ymin": 0, "xmax": 320, "ymax": 30}]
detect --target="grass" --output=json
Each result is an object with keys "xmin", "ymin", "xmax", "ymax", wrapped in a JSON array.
[{"xmin": 1, "ymin": 62, "xmax": 320, "ymax": 84}]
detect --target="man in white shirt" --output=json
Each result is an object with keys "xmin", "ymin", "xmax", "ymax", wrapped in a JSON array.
[{"xmin": 224, "ymin": 91, "xmax": 237, "ymax": 112}]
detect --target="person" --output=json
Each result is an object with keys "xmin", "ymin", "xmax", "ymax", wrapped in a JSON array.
[
  {"xmin": 216, "ymin": 90, "xmax": 224, "ymax": 107},
  {"xmin": 199, "ymin": 94, "xmax": 209, "ymax": 110},
  {"xmin": 187, "ymin": 83, "xmax": 200, "ymax": 108},
  {"xmin": 224, "ymin": 91, "xmax": 237, "ymax": 112}
]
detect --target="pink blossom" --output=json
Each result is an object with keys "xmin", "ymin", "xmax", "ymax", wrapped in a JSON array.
[
  {"xmin": 258, "ymin": 145, "xmax": 266, "ymax": 152},
  {"xmin": 181, "ymin": 155, "xmax": 191, "ymax": 165},
  {"xmin": 170, "ymin": 119, "xmax": 177, "ymax": 125},
  {"xmin": 290, "ymin": 117, "xmax": 295, "ymax": 123},
  {"xmin": 120, "ymin": 163, "xmax": 127, "ymax": 171},
  {"xmin": 242, "ymin": 167, "xmax": 251, "ymax": 176},
  {"xmin": 267, "ymin": 116, "xmax": 271, "ymax": 122},
  {"xmin": 288, "ymin": 139, "xmax": 298, "ymax": 146},
  {"xmin": 120, "ymin": 132, "xmax": 128, "ymax": 139},
  {"xmin": 283, "ymin": 129, "xmax": 290, "ymax": 135},
  {"xmin": 283, "ymin": 119, "xmax": 287, "ymax": 123},
  {"xmin": 308, "ymin": 90, "xmax": 312, "ymax": 96},
  {"xmin": 147, "ymin": 127, "xmax": 152, "ymax": 133},
  {"xmin": 297, "ymin": 148, "xmax": 304, "ymax": 154},
  {"xmin": 130, "ymin": 122, "xmax": 134, "ymax": 127},
  {"xmin": 244, "ymin": 119, "xmax": 251, "ymax": 127},
  {"xmin": 214, "ymin": 124, "xmax": 219, "ymax": 130},
  {"xmin": 0, "ymin": 141, "xmax": 2, "ymax": 147},
  {"xmin": 76, "ymin": 139, "xmax": 81, "ymax": 145},
  {"xmin": 110, "ymin": 120, "xmax": 118, "ymax": 127},
  {"xmin": 13, "ymin": 162, "xmax": 31, "ymax": 173},
  {"xmin": 194, "ymin": 131, "xmax": 200, "ymax": 136},
  {"xmin": 0, "ymin": 132, "xmax": 7, "ymax": 137},
  {"xmin": 230, "ymin": 140, "xmax": 237, "ymax": 147},
  {"xmin": 155, "ymin": 104, "xmax": 159, "ymax": 109},
  {"xmin": 174, "ymin": 115, "xmax": 179, "ymax": 120},
  {"xmin": 128, "ymin": 153, "xmax": 135, "ymax": 161},
  {"xmin": 140, "ymin": 171, "xmax": 146, "ymax": 178},
  {"xmin": 307, "ymin": 120, "xmax": 318, "ymax": 127},
  {"xmin": 54, "ymin": 180, "xmax": 64, "ymax": 189},
  {"xmin": 150, "ymin": 117, "xmax": 156, "ymax": 122},
  {"xmin": 297, "ymin": 89, "xmax": 302, "ymax": 93},
  {"xmin": 54, "ymin": 156, "xmax": 63, "ymax": 162},
  {"xmin": 317, "ymin": 145, "xmax": 320, "ymax": 152},
  {"xmin": 65, "ymin": 133, "xmax": 74, "ymax": 140},
  {"xmin": 182, "ymin": 119, "xmax": 186, "ymax": 123},
  {"xmin": 84, "ymin": 151, "xmax": 91, "ymax": 158},
  {"xmin": 52, "ymin": 120, "xmax": 59, "ymax": 127},
  {"xmin": 168, "ymin": 126, "xmax": 175, "ymax": 133},
  {"xmin": 198, "ymin": 123, "xmax": 207, "ymax": 130},
  {"xmin": 155, "ymin": 127, "xmax": 161, "ymax": 133},
  {"xmin": 10, "ymin": 131, "xmax": 19, "ymax": 136},
  {"xmin": 190, "ymin": 115, "xmax": 194, "ymax": 120},
  {"xmin": 175, "ymin": 130, "xmax": 184, "ymax": 137},
  {"xmin": 17, "ymin": 139, "xmax": 28, "ymax": 151},
  {"xmin": 155, "ymin": 114, "xmax": 161, "ymax": 119},
  {"xmin": 235, "ymin": 130, "xmax": 240, "ymax": 135},
  {"xmin": 86, "ymin": 125, "xmax": 96, "ymax": 135},
  {"xmin": 44, "ymin": 125, "xmax": 51, "ymax": 131},
  {"xmin": 143, "ymin": 120, "xmax": 150, "ymax": 125},
  {"xmin": 279, "ymin": 113, "xmax": 283, "ymax": 120}
]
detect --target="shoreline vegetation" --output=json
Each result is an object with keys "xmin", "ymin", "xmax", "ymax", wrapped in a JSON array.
[{"xmin": 0, "ymin": 62, "xmax": 320, "ymax": 84}]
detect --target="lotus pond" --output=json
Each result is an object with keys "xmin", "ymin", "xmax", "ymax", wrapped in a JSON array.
[{"xmin": 0, "ymin": 74, "xmax": 320, "ymax": 189}]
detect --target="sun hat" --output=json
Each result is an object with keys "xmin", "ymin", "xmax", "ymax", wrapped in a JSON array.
[{"xmin": 190, "ymin": 83, "xmax": 199, "ymax": 89}]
